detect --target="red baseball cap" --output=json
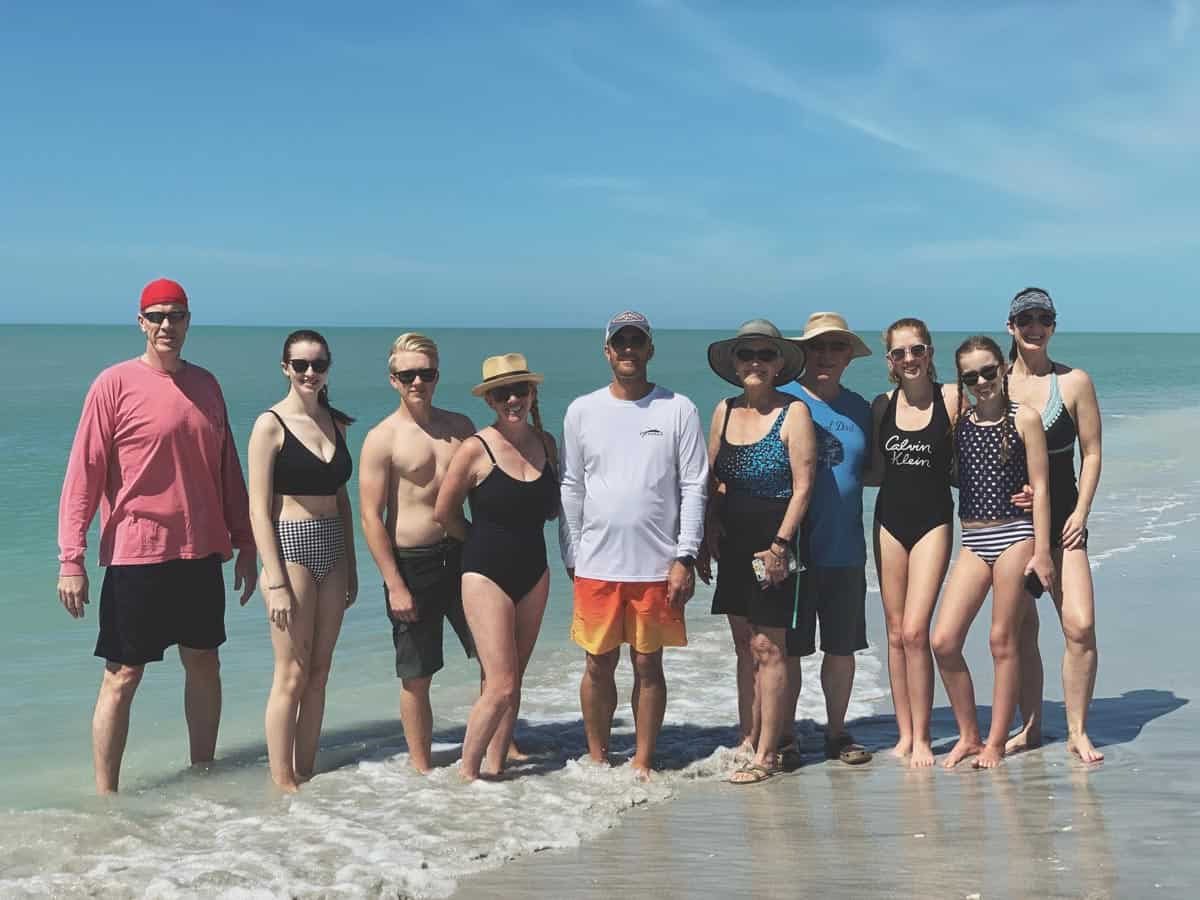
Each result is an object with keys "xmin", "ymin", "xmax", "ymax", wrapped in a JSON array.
[{"xmin": 140, "ymin": 278, "xmax": 189, "ymax": 311}]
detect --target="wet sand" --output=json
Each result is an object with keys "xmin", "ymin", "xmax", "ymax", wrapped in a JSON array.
[{"xmin": 456, "ymin": 526, "xmax": 1199, "ymax": 899}]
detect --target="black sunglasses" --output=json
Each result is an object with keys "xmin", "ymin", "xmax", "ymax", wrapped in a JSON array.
[
  {"xmin": 960, "ymin": 364, "xmax": 1000, "ymax": 386},
  {"xmin": 391, "ymin": 367, "xmax": 438, "ymax": 384},
  {"xmin": 288, "ymin": 358, "xmax": 330, "ymax": 374},
  {"xmin": 1014, "ymin": 311, "xmax": 1056, "ymax": 328},
  {"xmin": 609, "ymin": 332, "xmax": 648, "ymax": 351},
  {"xmin": 489, "ymin": 382, "xmax": 533, "ymax": 403},
  {"xmin": 141, "ymin": 310, "xmax": 188, "ymax": 325},
  {"xmin": 887, "ymin": 343, "xmax": 929, "ymax": 363},
  {"xmin": 735, "ymin": 347, "xmax": 781, "ymax": 363}
]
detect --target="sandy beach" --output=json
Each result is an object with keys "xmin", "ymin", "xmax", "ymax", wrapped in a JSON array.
[{"xmin": 456, "ymin": 510, "xmax": 1199, "ymax": 899}]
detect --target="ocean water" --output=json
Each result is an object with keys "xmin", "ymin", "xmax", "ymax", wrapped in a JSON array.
[{"xmin": 1, "ymin": 324, "xmax": 1195, "ymax": 898}]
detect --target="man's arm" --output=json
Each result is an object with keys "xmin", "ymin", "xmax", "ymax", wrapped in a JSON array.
[
  {"xmin": 56, "ymin": 375, "xmax": 116, "ymax": 617},
  {"xmin": 358, "ymin": 424, "xmax": 416, "ymax": 621},
  {"xmin": 557, "ymin": 403, "xmax": 585, "ymax": 575},
  {"xmin": 674, "ymin": 401, "xmax": 709, "ymax": 560},
  {"xmin": 217, "ymin": 393, "xmax": 257, "ymax": 604}
]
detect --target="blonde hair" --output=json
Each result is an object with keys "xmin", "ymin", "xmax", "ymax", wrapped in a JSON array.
[{"xmin": 387, "ymin": 332, "xmax": 439, "ymax": 372}]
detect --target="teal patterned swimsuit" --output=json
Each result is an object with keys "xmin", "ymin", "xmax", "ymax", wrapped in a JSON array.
[{"xmin": 714, "ymin": 398, "xmax": 794, "ymax": 499}]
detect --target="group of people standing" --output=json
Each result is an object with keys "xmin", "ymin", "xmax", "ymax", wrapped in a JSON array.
[{"xmin": 55, "ymin": 278, "xmax": 1101, "ymax": 796}]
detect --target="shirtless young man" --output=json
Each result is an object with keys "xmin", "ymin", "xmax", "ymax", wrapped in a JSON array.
[{"xmin": 359, "ymin": 333, "xmax": 476, "ymax": 773}]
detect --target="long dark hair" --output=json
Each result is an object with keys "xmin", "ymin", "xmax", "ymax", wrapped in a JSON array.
[
  {"xmin": 282, "ymin": 329, "xmax": 355, "ymax": 426},
  {"xmin": 955, "ymin": 335, "xmax": 1012, "ymax": 463}
]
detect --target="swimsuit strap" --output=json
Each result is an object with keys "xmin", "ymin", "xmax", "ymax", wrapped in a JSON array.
[
  {"xmin": 720, "ymin": 397, "xmax": 736, "ymax": 441},
  {"xmin": 472, "ymin": 434, "xmax": 498, "ymax": 465},
  {"xmin": 267, "ymin": 409, "xmax": 286, "ymax": 428},
  {"xmin": 1042, "ymin": 369, "xmax": 1064, "ymax": 429}
]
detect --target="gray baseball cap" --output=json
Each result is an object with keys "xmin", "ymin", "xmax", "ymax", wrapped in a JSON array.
[{"xmin": 605, "ymin": 310, "xmax": 653, "ymax": 342}]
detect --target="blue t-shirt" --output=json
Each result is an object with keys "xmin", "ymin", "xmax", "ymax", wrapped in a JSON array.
[{"xmin": 782, "ymin": 384, "xmax": 872, "ymax": 567}]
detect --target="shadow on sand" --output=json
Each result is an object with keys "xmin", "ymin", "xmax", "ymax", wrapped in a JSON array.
[{"xmin": 171, "ymin": 688, "xmax": 1186, "ymax": 788}]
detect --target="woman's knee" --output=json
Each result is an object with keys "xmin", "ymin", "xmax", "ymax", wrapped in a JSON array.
[
  {"xmin": 274, "ymin": 661, "xmax": 308, "ymax": 696},
  {"xmin": 901, "ymin": 626, "xmax": 930, "ymax": 653},
  {"xmin": 931, "ymin": 629, "xmax": 961, "ymax": 663},
  {"xmin": 989, "ymin": 627, "xmax": 1019, "ymax": 662},
  {"xmin": 885, "ymin": 616, "xmax": 906, "ymax": 651},
  {"xmin": 484, "ymin": 675, "xmax": 519, "ymax": 710},
  {"xmin": 305, "ymin": 659, "xmax": 333, "ymax": 692},
  {"xmin": 1062, "ymin": 614, "xmax": 1097, "ymax": 651}
]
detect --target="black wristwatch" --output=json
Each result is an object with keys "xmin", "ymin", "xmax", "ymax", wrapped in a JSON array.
[{"xmin": 675, "ymin": 555, "xmax": 696, "ymax": 569}]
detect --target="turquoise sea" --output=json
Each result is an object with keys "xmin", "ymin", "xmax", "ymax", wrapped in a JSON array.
[{"xmin": 1, "ymin": 324, "xmax": 1197, "ymax": 897}]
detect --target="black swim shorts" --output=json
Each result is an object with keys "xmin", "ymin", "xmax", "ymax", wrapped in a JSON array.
[
  {"xmin": 785, "ymin": 565, "xmax": 868, "ymax": 658},
  {"xmin": 95, "ymin": 554, "xmax": 226, "ymax": 666},
  {"xmin": 386, "ymin": 540, "xmax": 476, "ymax": 679}
]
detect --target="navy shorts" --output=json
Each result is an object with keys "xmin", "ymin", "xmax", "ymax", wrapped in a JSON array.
[{"xmin": 95, "ymin": 554, "xmax": 226, "ymax": 666}]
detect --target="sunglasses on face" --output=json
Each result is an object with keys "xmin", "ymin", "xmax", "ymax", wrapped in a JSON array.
[
  {"xmin": 609, "ymin": 332, "xmax": 648, "ymax": 351},
  {"xmin": 489, "ymin": 382, "xmax": 532, "ymax": 403},
  {"xmin": 809, "ymin": 339, "xmax": 850, "ymax": 353},
  {"xmin": 960, "ymin": 364, "xmax": 1000, "ymax": 386},
  {"xmin": 1014, "ymin": 311, "xmax": 1056, "ymax": 328},
  {"xmin": 887, "ymin": 343, "xmax": 929, "ymax": 363},
  {"xmin": 141, "ymin": 310, "xmax": 188, "ymax": 325},
  {"xmin": 734, "ymin": 347, "xmax": 780, "ymax": 363},
  {"xmin": 391, "ymin": 367, "xmax": 438, "ymax": 384},
  {"xmin": 288, "ymin": 358, "xmax": 330, "ymax": 374}
]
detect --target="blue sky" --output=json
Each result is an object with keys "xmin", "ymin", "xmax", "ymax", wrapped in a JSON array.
[{"xmin": 2, "ymin": 1, "xmax": 1197, "ymax": 331}]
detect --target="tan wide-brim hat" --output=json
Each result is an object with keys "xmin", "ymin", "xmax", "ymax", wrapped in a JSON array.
[
  {"xmin": 471, "ymin": 352, "xmax": 545, "ymax": 397},
  {"xmin": 789, "ymin": 312, "xmax": 872, "ymax": 359},
  {"xmin": 707, "ymin": 319, "xmax": 806, "ymax": 387}
]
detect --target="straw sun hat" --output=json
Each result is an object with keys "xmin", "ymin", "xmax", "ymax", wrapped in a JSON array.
[
  {"xmin": 707, "ymin": 319, "xmax": 807, "ymax": 387},
  {"xmin": 789, "ymin": 312, "xmax": 872, "ymax": 359},
  {"xmin": 471, "ymin": 352, "xmax": 545, "ymax": 397}
]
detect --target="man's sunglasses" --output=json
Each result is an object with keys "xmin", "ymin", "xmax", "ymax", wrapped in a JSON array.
[
  {"xmin": 886, "ymin": 343, "xmax": 929, "ymax": 363},
  {"xmin": 960, "ymin": 364, "xmax": 1000, "ymax": 386},
  {"xmin": 609, "ymin": 332, "xmax": 648, "ymax": 351},
  {"xmin": 288, "ymin": 358, "xmax": 331, "ymax": 374},
  {"xmin": 735, "ymin": 347, "xmax": 780, "ymax": 363},
  {"xmin": 1014, "ymin": 311, "xmax": 1056, "ymax": 328},
  {"xmin": 141, "ymin": 310, "xmax": 188, "ymax": 325},
  {"xmin": 489, "ymin": 382, "xmax": 533, "ymax": 403},
  {"xmin": 391, "ymin": 368, "xmax": 438, "ymax": 384},
  {"xmin": 808, "ymin": 339, "xmax": 850, "ymax": 353}
]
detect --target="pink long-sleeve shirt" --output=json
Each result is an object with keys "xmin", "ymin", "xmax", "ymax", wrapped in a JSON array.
[{"xmin": 57, "ymin": 358, "xmax": 254, "ymax": 577}]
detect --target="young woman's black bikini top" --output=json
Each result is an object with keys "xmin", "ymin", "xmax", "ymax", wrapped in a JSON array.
[
  {"xmin": 268, "ymin": 409, "xmax": 352, "ymax": 496},
  {"xmin": 468, "ymin": 434, "xmax": 559, "ymax": 529}
]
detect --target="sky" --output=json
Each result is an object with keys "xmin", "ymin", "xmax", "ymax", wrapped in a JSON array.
[{"xmin": 1, "ymin": 1, "xmax": 1197, "ymax": 331}]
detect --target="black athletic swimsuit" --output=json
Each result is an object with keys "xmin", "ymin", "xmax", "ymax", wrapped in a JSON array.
[
  {"xmin": 1041, "ymin": 371, "xmax": 1086, "ymax": 550},
  {"xmin": 461, "ymin": 434, "xmax": 558, "ymax": 602},
  {"xmin": 874, "ymin": 387, "xmax": 954, "ymax": 551}
]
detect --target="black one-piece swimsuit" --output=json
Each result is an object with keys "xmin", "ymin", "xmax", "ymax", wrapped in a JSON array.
[
  {"xmin": 461, "ymin": 434, "xmax": 559, "ymax": 602},
  {"xmin": 874, "ymin": 387, "xmax": 954, "ymax": 552}
]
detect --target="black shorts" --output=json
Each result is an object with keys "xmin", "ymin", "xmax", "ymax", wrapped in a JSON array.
[
  {"xmin": 387, "ymin": 540, "xmax": 476, "ymax": 680},
  {"xmin": 785, "ymin": 565, "xmax": 868, "ymax": 658},
  {"xmin": 711, "ymin": 493, "xmax": 798, "ymax": 629},
  {"xmin": 95, "ymin": 554, "xmax": 226, "ymax": 666}
]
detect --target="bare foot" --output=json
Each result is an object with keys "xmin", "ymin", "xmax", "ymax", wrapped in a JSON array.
[
  {"xmin": 409, "ymin": 760, "xmax": 433, "ymax": 775},
  {"xmin": 734, "ymin": 738, "xmax": 755, "ymax": 761},
  {"xmin": 630, "ymin": 763, "xmax": 653, "ymax": 782},
  {"xmin": 909, "ymin": 741, "xmax": 935, "ymax": 768},
  {"xmin": 1067, "ymin": 733, "xmax": 1105, "ymax": 764},
  {"xmin": 890, "ymin": 739, "xmax": 913, "ymax": 759},
  {"xmin": 273, "ymin": 779, "xmax": 300, "ymax": 794},
  {"xmin": 943, "ymin": 738, "xmax": 984, "ymax": 769},
  {"xmin": 506, "ymin": 741, "xmax": 531, "ymax": 763},
  {"xmin": 972, "ymin": 744, "xmax": 1004, "ymax": 769},
  {"xmin": 1004, "ymin": 724, "xmax": 1042, "ymax": 756}
]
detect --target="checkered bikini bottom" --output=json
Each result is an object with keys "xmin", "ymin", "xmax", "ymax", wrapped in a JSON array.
[{"xmin": 274, "ymin": 517, "xmax": 345, "ymax": 583}]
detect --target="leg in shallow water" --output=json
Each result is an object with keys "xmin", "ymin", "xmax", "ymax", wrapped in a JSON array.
[
  {"xmin": 876, "ymin": 522, "xmax": 914, "ymax": 758},
  {"xmin": 931, "ymin": 547, "xmax": 992, "ymax": 768},
  {"xmin": 263, "ymin": 561, "xmax": 318, "ymax": 791},
  {"xmin": 902, "ymin": 523, "xmax": 952, "ymax": 768},
  {"xmin": 630, "ymin": 647, "xmax": 667, "ymax": 779},
  {"xmin": 1007, "ymin": 602, "xmax": 1045, "ymax": 755},
  {"xmin": 976, "ymin": 538, "xmax": 1034, "ymax": 769},
  {"xmin": 727, "ymin": 613, "xmax": 758, "ymax": 755},
  {"xmin": 1055, "ymin": 546, "xmax": 1103, "ymax": 762},
  {"xmin": 294, "ymin": 557, "xmax": 349, "ymax": 781},
  {"xmin": 459, "ymin": 574, "xmax": 519, "ymax": 781}
]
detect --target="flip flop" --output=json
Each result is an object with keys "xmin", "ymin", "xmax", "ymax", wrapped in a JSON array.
[
  {"xmin": 824, "ymin": 733, "xmax": 872, "ymax": 766},
  {"xmin": 728, "ymin": 761, "xmax": 781, "ymax": 785},
  {"xmin": 777, "ymin": 740, "xmax": 803, "ymax": 771}
]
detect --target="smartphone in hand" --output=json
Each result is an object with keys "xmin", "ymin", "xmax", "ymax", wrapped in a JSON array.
[{"xmin": 1024, "ymin": 570, "xmax": 1046, "ymax": 599}]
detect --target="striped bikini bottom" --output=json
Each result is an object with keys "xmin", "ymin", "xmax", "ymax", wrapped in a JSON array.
[
  {"xmin": 275, "ymin": 517, "xmax": 345, "ymax": 583},
  {"xmin": 960, "ymin": 519, "xmax": 1035, "ymax": 566}
]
